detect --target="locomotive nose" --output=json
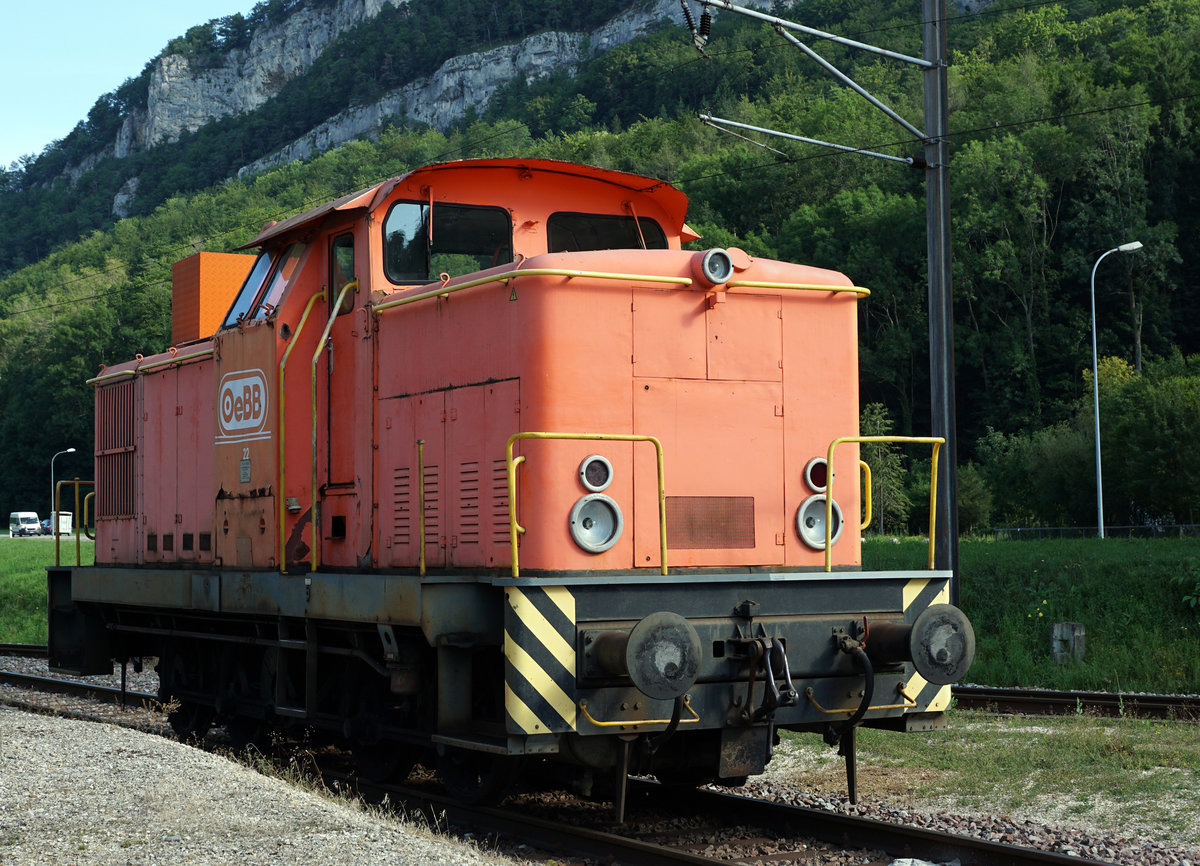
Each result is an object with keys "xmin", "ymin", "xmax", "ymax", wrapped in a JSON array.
[
  {"xmin": 592, "ymin": 611, "xmax": 702, "ymax": 700},
  {"xmin": 868, "ymin": 604, "xmax": 976, "ymax": 685}
]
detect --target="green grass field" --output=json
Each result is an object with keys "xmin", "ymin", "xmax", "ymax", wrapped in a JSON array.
[
  {"xmin": 0, "ymin": 536, "xmax": 93, "ymax": 643},
  {"xmin": 863, "ymin": 536, "xmax": 1200, "ymax": 693}
]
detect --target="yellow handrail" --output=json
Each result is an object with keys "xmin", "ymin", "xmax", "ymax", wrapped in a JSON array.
[
  {"xmin": 858, "ymin": 460, "xmax": 872, "ymax": 531},
  {"xmin": 824, "ymin": 436, "xmax": 944, "ymax": 572},
  {"xmin": 86, "ymin": 348, "xmax": 215, "ymax": 386},
  {"xmin": 803, "ymin": 682, "xmax": 918, "ymax": 715},
  {"xmin": 505, "ymin": 432, "xmax": 667, "ymax": 578},
  {"xmin": 83, "ymin": 492, "xmax": 95, "ymax": 541},
  {"xmin": 373, "ymin": 268, "xmax": 693, "ymax": 314},
  {"xmin": 277, "ymin": 289, "xmax": 326, "ymax": 573},
  {"xmin": 417, "ymin": 439, "xmax": 426, "ymax": 577},
  {"xmin": 54, "ymin": 479, "xmax": 95, "ymax": 567},
  {"xmin": 310, "ymin": 279, "xmax": 359, "ymax": 571},
  {"xmin": 578, "ymin": 695, "xmax": 700, "ymax": 728},
  {"xmin": 725, "ymin": 280, "xmax": 870, "ymax": 297}
]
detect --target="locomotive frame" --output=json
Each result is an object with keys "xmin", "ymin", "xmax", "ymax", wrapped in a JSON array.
[{"xmin": 48, "ymin": 158, "xmax": 973, "ymax": 816}]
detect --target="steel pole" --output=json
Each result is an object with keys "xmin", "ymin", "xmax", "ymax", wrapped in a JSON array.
[
  {"xmin": 50, "ymin": 447, "xmax": 76, "ymax": 527},
  {"xmin": 923, "ymin": 0, "xmax": 958, "ymax": 601},
  {"xmin": 1089, "ymin": 241, "xmax": 1143, "ymax": 540}
]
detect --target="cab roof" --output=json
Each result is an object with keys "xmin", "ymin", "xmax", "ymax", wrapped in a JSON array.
[{"xmin": 240, "ymin": 158, "xmax": 692, "ymax": 250}]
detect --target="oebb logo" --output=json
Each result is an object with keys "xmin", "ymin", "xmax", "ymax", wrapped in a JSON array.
[{"xmin": 218, "ymin": 369, "xmax": 269, "ymax": 439}]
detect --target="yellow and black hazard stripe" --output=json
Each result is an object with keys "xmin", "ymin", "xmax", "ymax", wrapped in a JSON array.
[
  {"xmin": 900, "ymin": 576, "xmax": 952, "ymax": 713},
  {"xmin": 503, "ymin": 586, "xmax": 578, "ymax": 735}
]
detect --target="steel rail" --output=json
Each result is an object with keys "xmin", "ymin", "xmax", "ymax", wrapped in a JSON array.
[
  {"xmin": 647, "ymin": 781, "xmax": 1115, "ymax": 866},
  {"xmin": 0, "ymin": 643, "xmax": 48, "ymax": 658},
  {"xmin": 0, "ymin": 669, "xmax": 157, "ymax": 707},
  {"xmin": 953, "ymin": 684, "xmax": 1200, "ymax": 719},
  {"xmin": 324, "ymin": 773, "xmax": 730, "ymax": 866}
]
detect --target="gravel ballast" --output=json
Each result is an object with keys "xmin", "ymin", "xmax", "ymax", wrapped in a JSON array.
[{"xmin": 0, "ymin": 708, "xmax": 524, "ymax": 866}]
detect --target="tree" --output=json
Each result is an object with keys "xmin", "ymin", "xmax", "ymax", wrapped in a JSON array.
[{"xmin": 859, "ymin": 403, "xmax": 910, "ymax": 534}]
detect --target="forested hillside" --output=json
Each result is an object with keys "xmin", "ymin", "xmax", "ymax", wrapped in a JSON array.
[{"xmin": 2, "ymin": 0, "xmax": 1198, "ymax": 530}]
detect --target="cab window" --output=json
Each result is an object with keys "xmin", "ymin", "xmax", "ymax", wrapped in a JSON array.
[
  {"xmin": 547, "ymin": 212, "xmax": 668, "ymax": 252},
  {"xmin": 253, "ymin": 243, "xmax": 307, "ymax": 318},
  {"xmin": 383, "ymin": 201, "xmax": 512, "ymax": 284},
  {"xmin": 331, "ymin": 233, "xmax": 355, "ymax": 315},
  {"xmin": 222, "ymin": 251, "xmax": 274, "ymax": 327}
]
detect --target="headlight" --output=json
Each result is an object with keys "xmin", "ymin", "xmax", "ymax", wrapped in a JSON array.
[
  {"xmin": 569, "ymin": 493, "xmax": 624, "ymax": 553},
  {"xmin": 796, "ymin": 494, "xmax": 843, "ymax": 550}
]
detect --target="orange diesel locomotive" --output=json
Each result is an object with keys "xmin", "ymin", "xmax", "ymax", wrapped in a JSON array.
[{"xmin": 49, "ymin": 159, "xmax": 973, "ymax": 813}]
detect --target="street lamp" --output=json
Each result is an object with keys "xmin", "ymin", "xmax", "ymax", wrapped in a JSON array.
[
  {"xmin": 1090, "ymin": 241, "xmax": 1144, "ymax": 539},
  {"xmin": 50, "ymin": 447, "xmax": 77, "ymax": 530}
]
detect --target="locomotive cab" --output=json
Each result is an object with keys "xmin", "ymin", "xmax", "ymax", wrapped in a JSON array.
[{"xmin": 50, "ymin": 158, "xmax": 973, "ymax": 816}]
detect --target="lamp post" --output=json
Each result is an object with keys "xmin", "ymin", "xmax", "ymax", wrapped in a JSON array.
[
  {"xmin": 50, "ymin": 447, "xmax": 76, "ymax": 530},
  {"xmin": 1089, "ymin": 241, "xmax": 1143, "ymax": 539}
]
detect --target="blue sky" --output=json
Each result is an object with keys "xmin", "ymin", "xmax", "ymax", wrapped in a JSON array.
[{"xmin": 1, "ymin": 2, "xmax": 256, "ymax": 168}]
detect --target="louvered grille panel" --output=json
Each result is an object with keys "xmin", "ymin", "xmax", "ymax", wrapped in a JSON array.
[
  {"xmin": 423, "ymin": 465, "xmax": 440, "ymax": 544},
  {"xmin": 95, "ymin": 381, "xmax": 135, "ymax": 518},
  {"xmin": 457, "ymin": 461, "xmax": 480, "ymax": 545},
  {"xmin": 666, "ymin": 496, "xmax": 755, "ymax": 549},
  {"xmin": 391, "ymin": 467, "xmax": 411, "ymax": 543},
  {"xmin": 491, "ymin": 459, "xmax": 510, "ymax": 543}
]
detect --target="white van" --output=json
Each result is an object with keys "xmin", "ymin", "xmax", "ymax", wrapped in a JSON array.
[{"xmin": 9, "ymin": 512, "xmax": 40, "ymax": 537}]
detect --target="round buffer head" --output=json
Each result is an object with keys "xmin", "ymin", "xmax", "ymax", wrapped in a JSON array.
[{"xmin": 625, "ymin": 611, "xmax": 702, "ymax": 701}]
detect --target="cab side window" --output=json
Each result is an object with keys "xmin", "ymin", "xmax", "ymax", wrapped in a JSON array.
[{"xmin": 331, "ymin": 234, "xmax": 355, "ymax": 315}]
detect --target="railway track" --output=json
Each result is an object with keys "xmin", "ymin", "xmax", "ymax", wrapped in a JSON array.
[
  {"xmin": 341, "ymin": 775, "xmax": 1118, "ymax": 866},
  {"xmin": 0, "ymin": 668, "xmax": 157, "ymax": 706},
  {"xmin": 953, "ymin": 684, "xmax": 1200, "ymax": 719},
  {"xmin": 0, "ymin": 661, "xmax": 1186, "ymax": 865}
]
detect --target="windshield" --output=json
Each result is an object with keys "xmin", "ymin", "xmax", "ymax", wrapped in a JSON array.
[
  {"xmin": 253, "ymin": 243, "xmax": 306, "ymax": 318},
  {"xmin": 222, "ymin": 251, "xmax": 274, "ymax": 327},
  {"xmin": 383, "ymin": 201, "xmax": 512, "ymax": 284},
  {"xmin": 548, "ymin": 212, "xmax": 667, "ymax": 252}
]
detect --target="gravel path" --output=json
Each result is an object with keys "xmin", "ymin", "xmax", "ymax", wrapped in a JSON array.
[{"xmin": 0, "ymin": 707, "xmax": 527, "ymax": 866}]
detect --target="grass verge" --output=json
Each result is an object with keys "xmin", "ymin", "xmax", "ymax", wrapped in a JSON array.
[
  {"xmin": 0, "ymin": 536, "xmax": 93, "ymax": 643},
  {"xmin": 775, "ymin": 708, "xmax": 1200, "ymax": 847},
  {"xmin": 864, "ymin": 536, "xmax": 1200, "ymax": 693}
]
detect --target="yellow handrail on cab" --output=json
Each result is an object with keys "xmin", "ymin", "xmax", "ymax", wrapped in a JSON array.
[
  {"xmin": 724, "ymin": 280, "xmax": 870, "ymax": 297},
  {"xmin": 824, "ymin": 436, "xmax": 945, "ymax": 572},
  {"xmin": 505, "ymin": 432, "xmax": 667, "ymax": 579},
  {"xmin": 277, "ymin": 289, "xmax": 326, "ymax": 573},
  {"xmin": 858, "ymin": 460, "xmax": 872, "ymax": 531},
  {"xmin": 372, "ymin": 268, "xmax": 693, "ymax": 314},
  {"xmin": 310, "ymin": 279, "xmax": 359, "ymax": 571}
]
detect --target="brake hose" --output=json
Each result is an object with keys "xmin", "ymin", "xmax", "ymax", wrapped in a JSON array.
[{"xmin": 824, "ymin": 644, "xmax": 874, "ymax": 747}]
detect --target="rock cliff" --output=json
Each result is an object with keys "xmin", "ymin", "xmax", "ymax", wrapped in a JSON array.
[
  {"xmin": 115, "ymin": 0, "xmax": 403, "ymax": 158},
  {"xmin": 237, "ymin": 0, "xmax": 691, "ymax": 177}
]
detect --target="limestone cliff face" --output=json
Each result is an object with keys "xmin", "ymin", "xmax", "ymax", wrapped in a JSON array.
[
  {"xmin": 77, "ymin": 0, "xmax": 757, "ymax": 213},
  {"xmin": 115, "ymin": 0, "xmax": 403, "ymax": 157},
  {"xmin": 238, "ymin": 0, "xmax": 710, "ymax": 175}
]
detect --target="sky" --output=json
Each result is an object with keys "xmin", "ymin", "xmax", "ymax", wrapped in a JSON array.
[{"xmin": 0, "ymin": 2, "xmax": 258, "ymax": 168}]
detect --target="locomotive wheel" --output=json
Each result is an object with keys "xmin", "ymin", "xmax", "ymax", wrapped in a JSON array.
[
  {"xmin": 160, "ymin": 650, "xmax": 213, "ymax": 740},
  {"xmin": 219, "ymin": 650, "xmax": 268, "ymax": 750},
  {"xmin": 225, "ymin": 716, "xmax": 268, "ymax": 751},
  {"xmin": 347, "ymin": 675, "xmax": 417, "ymax": 783},
  {"xmin": 437, "ymin": 748, "xmax": 522, "ymax": 806},
  {"xmin": 352, "ymin": 740, "xmax": 416, "ymax": 784}
]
